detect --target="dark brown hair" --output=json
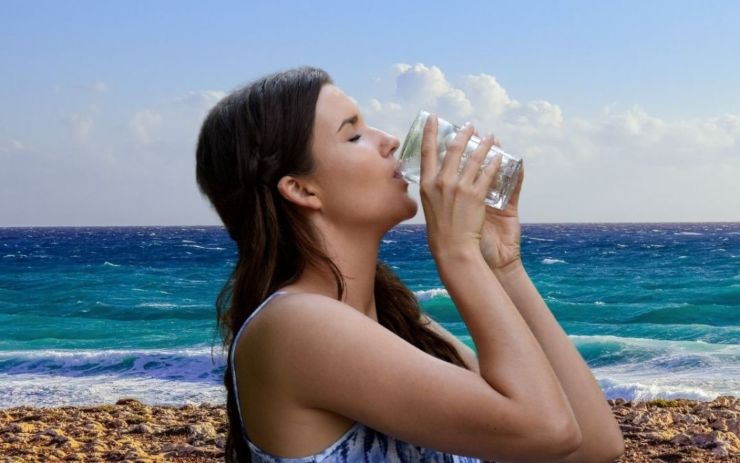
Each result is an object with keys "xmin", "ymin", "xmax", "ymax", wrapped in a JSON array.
[{"xmin": 195, "ymin": 66, "xmax": 468, "ymax": 462}]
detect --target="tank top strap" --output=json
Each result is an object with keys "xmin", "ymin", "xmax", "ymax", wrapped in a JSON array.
[
  {"xmin": 231, "ymin": 290, "xmax": 292, "ymax": 352},
  {"xmin": 228, "ymin": 289, "xmax": 293, "ymax": 444}
]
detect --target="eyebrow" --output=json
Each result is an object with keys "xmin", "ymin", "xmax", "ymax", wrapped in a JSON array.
[{"xmin": 336, "ymin": 114, "xmax": 359, "ymax": 133}]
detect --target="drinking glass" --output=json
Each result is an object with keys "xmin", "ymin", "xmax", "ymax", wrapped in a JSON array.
[{"xmin": 396, "ymin": 110, "xmax": 522, "ymax": 210}]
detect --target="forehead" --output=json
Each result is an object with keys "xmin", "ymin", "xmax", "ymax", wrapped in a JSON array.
[{"xmin": 314, "ymin": 85, "xmax": 358, "ymax": 132}]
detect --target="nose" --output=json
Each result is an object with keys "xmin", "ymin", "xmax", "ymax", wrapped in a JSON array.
[{"xmin": 382, "ymin": 132, "xmax": 400, "ymax": 159}]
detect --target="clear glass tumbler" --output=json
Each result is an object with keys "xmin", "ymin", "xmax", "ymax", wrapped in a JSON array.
[{"xmin": 396, "ymin": 110, "xmax": 523, "ymax": 210}]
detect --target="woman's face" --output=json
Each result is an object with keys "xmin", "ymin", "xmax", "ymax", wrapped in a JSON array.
[{"xmin": 304, "ymin": 84, "xmax": 418, "ymax": 230}]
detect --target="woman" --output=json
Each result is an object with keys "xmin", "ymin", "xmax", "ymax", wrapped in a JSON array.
[{"xmin": 195, "ymin": 67, "xmax": 624, "ymax": 462}]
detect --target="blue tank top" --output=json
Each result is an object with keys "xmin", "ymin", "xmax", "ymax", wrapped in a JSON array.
[{"xmin": 229, "ymin": 290, "xmax": 486, "ymax": 463}]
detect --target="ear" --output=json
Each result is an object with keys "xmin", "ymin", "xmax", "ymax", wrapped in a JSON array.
[{"xmin": 276, "ymin": 175, "xmax": 322, "ymax": 211}]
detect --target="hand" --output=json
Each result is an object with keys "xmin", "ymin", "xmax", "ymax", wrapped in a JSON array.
[
  {"xmin": 419, "ymin": 115, "xmax": 502, "ymax": 262},
  {"xmin": 478, "ymin": 136, "xmax": 525, "ymax": 275}
]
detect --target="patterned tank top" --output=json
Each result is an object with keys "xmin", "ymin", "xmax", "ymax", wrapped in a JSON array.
[{"xmin": 229, "ymin": 290, "xmax": 486, "ymax": 462}]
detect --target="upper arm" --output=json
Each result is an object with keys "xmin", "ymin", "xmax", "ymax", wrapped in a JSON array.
[
  {"xmin": 420, "ymin": 312, "xmax": 480, "ymax": 375},
  {"xmin": 257, "ymin": 293, "xmax": 579, "ymax": 462}
]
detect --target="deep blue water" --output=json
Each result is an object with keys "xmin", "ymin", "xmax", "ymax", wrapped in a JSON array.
[{"xmin": 1, "ymin": 223, "xmax": 738, "ymax": 407}]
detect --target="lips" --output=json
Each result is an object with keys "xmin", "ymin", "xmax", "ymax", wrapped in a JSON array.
[{"xmin": 392, "ymin": 161, "xmax": 404, "ymax": 179}]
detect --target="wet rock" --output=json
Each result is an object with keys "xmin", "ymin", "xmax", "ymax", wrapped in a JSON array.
[
  {"xmin": 115, "ymin": 398, "xmax": 145, "ymax": 408},
  {"xmin": 127, "ymin": 423, "xmax": 156, "ymax": 434},
  {"xmin": 161, "ymin": 442, "xmax": 222, "ymax": 458},
  {"xmin": 81, "ymin": 420, "xmax": 106, "ymax": 434},
  {"xmin": 188, "ymin": 422, "xmax": 217, "ymax": 441},
  {"xmin": 2, "ymin": 422, "xmax": 37, "ymax": 434},
  {"xmin": 1, "ymin": 396, "xmax": 737, "ymax": 462}
]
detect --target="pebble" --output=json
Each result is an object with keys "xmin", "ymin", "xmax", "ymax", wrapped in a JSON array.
[{"xmin": 0, "ymin": 396, "xmax": 738, "ymax": 462}]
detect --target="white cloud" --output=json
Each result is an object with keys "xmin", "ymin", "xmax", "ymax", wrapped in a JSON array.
[
  {"xmin": 393, "ymin": 63, "xmax": 473, "ymax": 121},
  {"xmin": 174, "ymin": 90, "xmax": 227, "ymax": 110},
  {"xmin": 129, "ymin": 109, "xmax": 163, "ymax": 145},
  {"xmin": 68, "ymin": 105, "xmax": 98, "ymax": 143},
  {"xmin": 53, "ymin": 80, "xmax": 110, "ymax": 95},
  {"xmin": 2, "ymin": 87, "xmax": 231, "ymax": 226},
  {"xmin": 5, "ymin": 67, "xmax": 738, "ymax": 226},
  {"xmin": 0, "ymin": 137, "xmax": 28, "ymax": 155},
  {"xmin": 362, "ymin": 63, "xmax": 740, "ymax": 224},
  {"xmin": 460, "ymin": 73, "xmax": 515, "ymax": 117},
  {"xmin": 505, "ymin": 100, "xmax": 564, "ymax": 129},
  {"xmin": 128, "ymin": 90, "xmax": 227, "ymax": 147},
  {"xmin": 89, "ymin": 81, "xmax": 109, "ymax": 94}
]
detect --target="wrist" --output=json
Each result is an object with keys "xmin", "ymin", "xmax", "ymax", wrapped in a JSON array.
[
  {"xmin": 433, "ymin": 246, "xmax": 488, "ymax": 280},
  {"xmin": 491, "ymin": 257, "xmax": 525, "ymax": 280},
  {"xmin": 434, "ymin": 245, "xmax": 483, "ymax": 267}
]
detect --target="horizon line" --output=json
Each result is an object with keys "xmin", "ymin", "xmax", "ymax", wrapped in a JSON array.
[{"xmin": 1, "ymin": 220, "xmax": 739, "ymax": 229}]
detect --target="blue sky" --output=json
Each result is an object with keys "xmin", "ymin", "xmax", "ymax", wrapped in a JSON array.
[{"xmin": 2, "ymin": 1, "xmax": 739, "ymax": 225}]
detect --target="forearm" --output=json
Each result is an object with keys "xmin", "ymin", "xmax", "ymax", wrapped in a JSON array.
[
  {"xmin": 436, "ymin": 250, "xmax": 580, "ymax": 431},
  {"xmin": 493, "ymin": 262, "xmax": 625, "ymax": 462}
]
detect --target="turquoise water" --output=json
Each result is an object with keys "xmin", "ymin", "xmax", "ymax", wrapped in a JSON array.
[{"xmin": 1, "ymin": 223, "xmax": 738, "ymax": 407}]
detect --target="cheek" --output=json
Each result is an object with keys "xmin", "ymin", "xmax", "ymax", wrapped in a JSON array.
[
  {"xmin": 324, "ymin": 165, "xmax": 389, "ymax": 216},
  {"xmin": 334, "ymin": 157, "xmax": 380, "ymax": 190}
]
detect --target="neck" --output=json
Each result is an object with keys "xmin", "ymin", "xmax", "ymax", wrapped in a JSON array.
[{"xmin": 284, "ymin": 221, "xmax": 384, "ymax": 321}]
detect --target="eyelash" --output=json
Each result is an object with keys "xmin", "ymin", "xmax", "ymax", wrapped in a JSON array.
[{"xmin": 349, "ymin": 134, "xmax": 361, "ymax": 143}]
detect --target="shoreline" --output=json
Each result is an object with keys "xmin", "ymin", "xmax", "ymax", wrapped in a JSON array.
[{"xmin": 1, "ymin": 396, "xmax": 738, "ymax": 462}]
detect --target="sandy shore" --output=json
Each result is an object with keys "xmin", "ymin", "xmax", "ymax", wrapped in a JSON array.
[{"xmin": 1, "ymin": 396, "xmax": 739, "ymax": 462}]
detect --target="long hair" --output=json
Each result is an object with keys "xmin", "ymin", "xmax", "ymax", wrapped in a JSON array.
[{"xmin": 195, "ymin": 66, "xmax": 468, "ymax": 462}]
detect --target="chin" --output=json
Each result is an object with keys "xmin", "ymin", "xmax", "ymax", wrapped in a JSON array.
[
  {"xmin": 395, "ymin": 198, "xmax": 418, "ymax": 223},
  {"xmin": 404, "ymin": 200, "xmax": 419, "ymax": 220}
]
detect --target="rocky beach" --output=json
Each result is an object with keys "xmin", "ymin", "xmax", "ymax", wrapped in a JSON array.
[{"xmin": 1, "ymin": 396, "xmax": 739, "ymax": 462}]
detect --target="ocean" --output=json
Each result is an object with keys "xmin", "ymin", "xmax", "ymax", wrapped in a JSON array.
[{"xmin": 1, "ymin": 223, "xmax": 738, "ymax": 408}]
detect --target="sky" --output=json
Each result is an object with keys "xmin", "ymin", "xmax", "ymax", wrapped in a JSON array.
[{"xmin": 1, "ymin": 0, "xmax": 739, "ymax": 226}]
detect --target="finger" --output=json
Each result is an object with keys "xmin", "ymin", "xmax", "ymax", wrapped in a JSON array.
[
  {"xmin": 491, "ymin": 135, "xmax": 502, "ymax": 148},
  {"xmin": 459, "ymin": 134, "xmax": 495, "ymax": 185},
  {"xmin": 439, "ymin": 122, "xmax": 474, "ymax": 180},
  {"xmin": 507, "ymin": 160, "xmax": 525, "ymax": 207},
  {"xmin": 474, "ymin": 152, "xmax": 503, "ymax": 196},
  {"xmin": 419, "ymin": 114, "xmax": 438, "ymax": 183}
]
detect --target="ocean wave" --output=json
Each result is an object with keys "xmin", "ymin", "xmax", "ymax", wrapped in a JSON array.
[
  {"xmin": 62, "ymin": 302, "xmax": 208, "ymax": 321},
  {"xmin": 102, "ymin": 261, "xmax": 120, "ymax": 267},
  {"xmin": 596, "ymin": 375, "xmax": 736, "ymax": 402},
  {"xmin": 623, "ymin": 302, "xmax": 740, "ymax": 326},
  {"xmin": 542, "ymin": 258, "xmax": 566, "ymax": 264},
  {"xmin": 674, "ymin": 231, "xmax": 703, "ymax": 236},
  {"xmin": 569, "ymin": 334, "xmax": 740, "ymax": 370},
  {"xmin": 0, "ymin": 346, "xmax": 736, "ymax": 407},
  {"xmin": 181, "ymin": 244, "xmax": 226, "ymax": 251},
  {"xmin": 414, "ymin": 288, "xmax": 449, "ymax": 302},
  {"xmin": 135, "ymin": 302, "xmax": 178, "ymax": 308},
  {"xmin": 0, "ymin": 374, "xmax": 225, "ymax": 408},
  {"xmin": 0, "ymin": 346, "xmax": 225, "ymax": 381}
]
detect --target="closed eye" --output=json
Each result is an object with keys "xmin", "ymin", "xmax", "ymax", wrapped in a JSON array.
[{"xmin": 349, "ymin": 134, "xmax": 361, "ymax": 143}]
